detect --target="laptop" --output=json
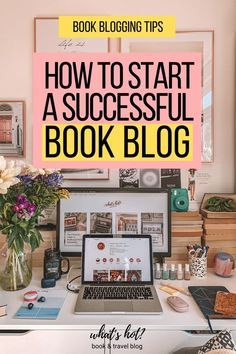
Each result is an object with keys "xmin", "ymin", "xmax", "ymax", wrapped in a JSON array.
[{"xmin": 74, "ymin": 234, "xmax": 163, "ymax": 314}]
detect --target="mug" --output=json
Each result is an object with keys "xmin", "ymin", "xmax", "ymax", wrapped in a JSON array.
[{"xmin": 44, "ymin": 248, "xmax": 70, "ymax": 280}]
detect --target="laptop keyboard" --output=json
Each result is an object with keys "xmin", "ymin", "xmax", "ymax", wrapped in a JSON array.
[{"xmin": 83, "ymin": 286, "xmax": 154, "ymax": 300}]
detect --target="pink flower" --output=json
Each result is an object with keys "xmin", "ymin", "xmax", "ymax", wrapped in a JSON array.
[{"xmin": 12, "ymin": 205, "xmax": 19, "ymax": 213}]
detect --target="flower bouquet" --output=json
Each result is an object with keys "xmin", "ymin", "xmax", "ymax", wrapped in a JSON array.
[{"xmin": 0, "ymin": 157, "xmax": 68, "ymax": 291}]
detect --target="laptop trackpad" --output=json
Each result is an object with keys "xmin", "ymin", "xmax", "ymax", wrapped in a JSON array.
[{"xmin": 104, "ymin": 301, "xmax": 133, "ymax": 312}]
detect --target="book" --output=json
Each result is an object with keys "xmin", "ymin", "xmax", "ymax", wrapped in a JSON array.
[
  {"xmin": 203, "ymin": 218, "xmax": 236, "ymax": 224},
  {"xmin": 214, "ymin": 292, "xmax": 236, "ymax": 316},
  {"xmin": 172, "ymin": 211, "xmax": 200, "ymax": 217},
  {"xmin": 206, "ymin": 240, "xmax": 236, "ymax": 248},
  {"xmin": 172, "ymin": 237, "xmax": 201, "ymax": 246},
  {"xmin": 172, "ymin": 225, "xmax": 203, "ymax": 230},
  {"xmin": 201, "ymin": 210, "xmax": 236, "ymax": 219},
  {"xmin": 172, "ymin": 220, "xmax": 203, "ymax": 225},
  {"xmin": 205, "ymin": 229, "xmax": 236, "ymax": 236},
  {"xmin": 172, "ymin": 212, "xmax": 201, "ymax": 219},
  {"xmin": 172, "ymin": 230, "xmax": 203, "ymax": 237},
  {"xmin": 0, "ymin": 304, "xmax": 7, "ymax": 317},
  {"xmin": 204, "ymin": 224, "xmax": 236, "ymax": 230},
  {"xmin": 205, "ymin": 234, "xmax": 236, "ymax": 241}
]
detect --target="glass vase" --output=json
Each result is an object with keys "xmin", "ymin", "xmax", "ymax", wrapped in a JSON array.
[{"xmin": 0, "ymin": 241, "xmax": 32, "ymax": 291}]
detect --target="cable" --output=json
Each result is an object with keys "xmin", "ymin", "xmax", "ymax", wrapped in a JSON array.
[
  {"xmin": 66, "ymin": 265, "xmax": 81, "ymax": 294},
  {"xmin": 206, "ymin": 315, "xmax": 214, "ymax": 334}
]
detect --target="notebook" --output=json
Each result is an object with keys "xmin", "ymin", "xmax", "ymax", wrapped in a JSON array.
[{"xmin": 188, "ymin": 286, "xmax": 236, "ymax": 319}]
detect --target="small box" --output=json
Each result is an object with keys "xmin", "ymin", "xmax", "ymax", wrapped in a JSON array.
[
  {"xmin": 200, "ymin": 193, "xmax": 236, "ymax": 219},
  {"xmin": 41, "ymin": 278, "xmax": 56, "ymax": 288}
]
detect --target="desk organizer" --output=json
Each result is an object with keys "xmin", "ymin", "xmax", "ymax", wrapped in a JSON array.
[{"xmin": 189, "ymin": 256, "xmax": 207, "ymax": 278}]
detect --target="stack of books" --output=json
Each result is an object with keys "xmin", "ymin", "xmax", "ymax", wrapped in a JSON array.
[
  {"xmin": 168, "ymin": 211, "xmax": 203, "ymax": 264},
  {"xmin": 203, "ymin": 217, "xmax": 236, "ymax": 267}
]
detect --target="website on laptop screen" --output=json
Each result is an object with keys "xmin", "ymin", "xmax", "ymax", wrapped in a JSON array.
[{"xmin": 83, "ymin": 237, "xmax": 151, "ymax": 283}]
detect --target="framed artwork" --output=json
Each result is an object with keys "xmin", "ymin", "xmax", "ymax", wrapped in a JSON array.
[
  {"xmin": 119, "ymin": 169, "xmax": 161, "ymax": 189},
  {"xmin": 56, "ymin": 188, "xmax": 171, "ymax": 256},
  {"xmin": 37, "ymin": 204, "xmax": 57, "ymax": 230},
  {"xmin": 121, "ymin": 31, "xmax": 214, "ymax": 162},
  {"xmin": 0, "ymin": 101, "xmax": 25, "ymax": 157},
  {"xmin": 139, "ymin": 169, "xmax": 160, "ymax": 188},
  {"xmin": 119, "ymin": 169, "xmax": 139, "ymax": 188},
  {"xmin": 61, "ymin": 168, "xmax": 109, "ymax": 181},
  {"xmin": 160, "ymin": 169, "xmax": 181, "ymax": 189},
  {"xmin": 34, "ymin": 17, "xmax": 109, "ymax": 53}
]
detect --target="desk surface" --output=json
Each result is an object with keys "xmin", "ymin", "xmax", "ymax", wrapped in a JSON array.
[{"xmin": 0, "ymin": 268, "xmax": 235, "ymax": 331}]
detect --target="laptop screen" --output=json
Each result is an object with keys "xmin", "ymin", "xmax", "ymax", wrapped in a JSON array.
[{"xmin": 82, "ymin": 235, "xmax": 153, "ymax": 284}]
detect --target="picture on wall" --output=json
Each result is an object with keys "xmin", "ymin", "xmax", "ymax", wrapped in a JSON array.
[
  {"xmin": 119, "ymin": 169, "xmax": 139, "ymax": 188},
  {"xmin": 119, "ymin": 169, "xmax": 161, "ymax": 189},
  {"xmin": 139, "ymin": 169, "xmax": 160, "ymax": 188},
  {"xmin": 121, "ymin": 31, "xmax": 214, "ymax": 162},
  {"xmin": 34, "ymin": 17, "xmax": 109, "ymax": 53},
  {"xmin": 161, "ymin": 169, "xmax": 181, "ymax": 189},
  {"xmin": 0, "ymin": 101, "xmax": 25, "ymax": 157},
  {"xmin": 61, "ymin": 168, "xmax": 109, "ymax": 181},
  {"xmin": 37, "ymin": 204, "xmax": 57, "ymax": 229}
]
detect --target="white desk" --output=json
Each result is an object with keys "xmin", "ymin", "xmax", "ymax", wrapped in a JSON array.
[{"xmin": 0, "ymin": 268, "xmax": 236, "ymax": 354}]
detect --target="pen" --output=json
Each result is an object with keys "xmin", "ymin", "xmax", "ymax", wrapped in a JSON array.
[{"xmin": 160, "ymin": 282, "xmax": 191, "ymax": 296}]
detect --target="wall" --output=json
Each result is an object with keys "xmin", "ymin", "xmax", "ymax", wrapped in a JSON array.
[{"xmin": 0, "ymin": 0, "xmax": 235, "ymax": 264}]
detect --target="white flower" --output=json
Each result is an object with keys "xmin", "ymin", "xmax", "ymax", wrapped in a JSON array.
[
  {"xmin": 0, "ymin": 156, "xmax": 61, "ymax": 194},
  {"xmin": 44, "ymin": 168, "xmax": 57, "ymax": 175},
  {"xmin": 20, "ymin": 164, "xmax": 45, "ymax": 177},
  {"xmin": 0, "ymin": 156, "xmax": 21, "ymax": 194},
  {"xmin": 0, "ymin": 178, "xmax": 20, "ymax": 194},
  {"xmin": 15, "ymin": 160, "xmax": 26, "ymax": 168},
  {"xmin": 0, "ymin": 156, "xmax": 7, "ymax": 171},
  {"xmin": 6, "ymin": 160, "xmax": 16, "ymax": 169},
  {"xmin": 20, "ymin": 163, "xmax": 58, "ymax": 177}
]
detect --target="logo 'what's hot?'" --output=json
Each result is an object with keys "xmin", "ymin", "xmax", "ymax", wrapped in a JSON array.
[{"xmin": 33, "ymin": 53, "xmax": 201, "ymax": 168}]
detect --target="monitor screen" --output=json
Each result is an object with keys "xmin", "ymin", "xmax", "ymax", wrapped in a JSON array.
[
  {"xmin": 57, "ymin": 188, "xmax": 171, "ymax": 257},
  {"xmin": 82, "ymin": 235, "xmax": 152, "ymax": 284}
]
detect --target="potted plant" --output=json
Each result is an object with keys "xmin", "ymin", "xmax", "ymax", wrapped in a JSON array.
[{"xmin": 0, "ymin": 157, "xmax": 68, "ymax": 291}]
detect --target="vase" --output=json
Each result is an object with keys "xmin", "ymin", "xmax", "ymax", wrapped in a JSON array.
[{"xmin": 0, "ymin": 241, "xmax": 32, "ymax": 291}]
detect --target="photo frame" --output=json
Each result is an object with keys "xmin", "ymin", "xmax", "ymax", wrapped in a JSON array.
[
  {"xmin": 57, "ymin": 188, "xmax": 171, "ymax": 257},
  {"xmin": 0, "ymin": 100, "xmax": 25, "ymax": 157},
  {"xmin": 121, "ymin": 31, "xmax": 214, "ymax": 162},
  {"xmin": 37, "ymin": 204, "xmax": 57, "ymax": 230},
  {"xmin": 61, "ymin": 168, "xmax": 109, "ymax": 181},
  {"xmin": 34, "ymin": 17, "xmax": 109, "ymax": 53}
]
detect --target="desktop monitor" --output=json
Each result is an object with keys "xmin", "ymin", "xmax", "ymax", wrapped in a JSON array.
[{"xmin": 57, "ymin": 188, "xmax": 171, "ymax": 257}]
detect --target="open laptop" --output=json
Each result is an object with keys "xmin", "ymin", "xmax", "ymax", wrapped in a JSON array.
[{"xmin": 74, "ymin": 234, "xmax": 163, "ymax": 314}]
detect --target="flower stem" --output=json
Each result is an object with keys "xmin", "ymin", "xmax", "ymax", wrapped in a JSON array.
[
  {"xmin": 12, "ymin": 248, "xmax": 17, "ymax": 291},
  {"xmin": 10, "ymin": 242, "xmax": 24, "ymax": 290}
]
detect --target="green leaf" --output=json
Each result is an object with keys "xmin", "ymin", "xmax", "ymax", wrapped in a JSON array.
[
  {"xmin": 11, "ymin": 213, "xmax": 18, "ymax": 223},
  {"xmin": 3, "ymin": 202, "xmax": 12, "ymax": 219},
  {"xmin": 29, "ymin": 228, "xmax": 43, "ymax": 251},
  {"xmin": 18, "ymin": 222, "xmax": 28, "ymax": 231},
  {"xmin": 15, "ymin": 235, "xmax": 24, "ymax": 251},
  {"xmin": 7, "ymin": 227, "xmax": 18, "ymax": 248},
  {"xmin": 0, "ymin": 224, "xmax": 12, "ymax": 234}
]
